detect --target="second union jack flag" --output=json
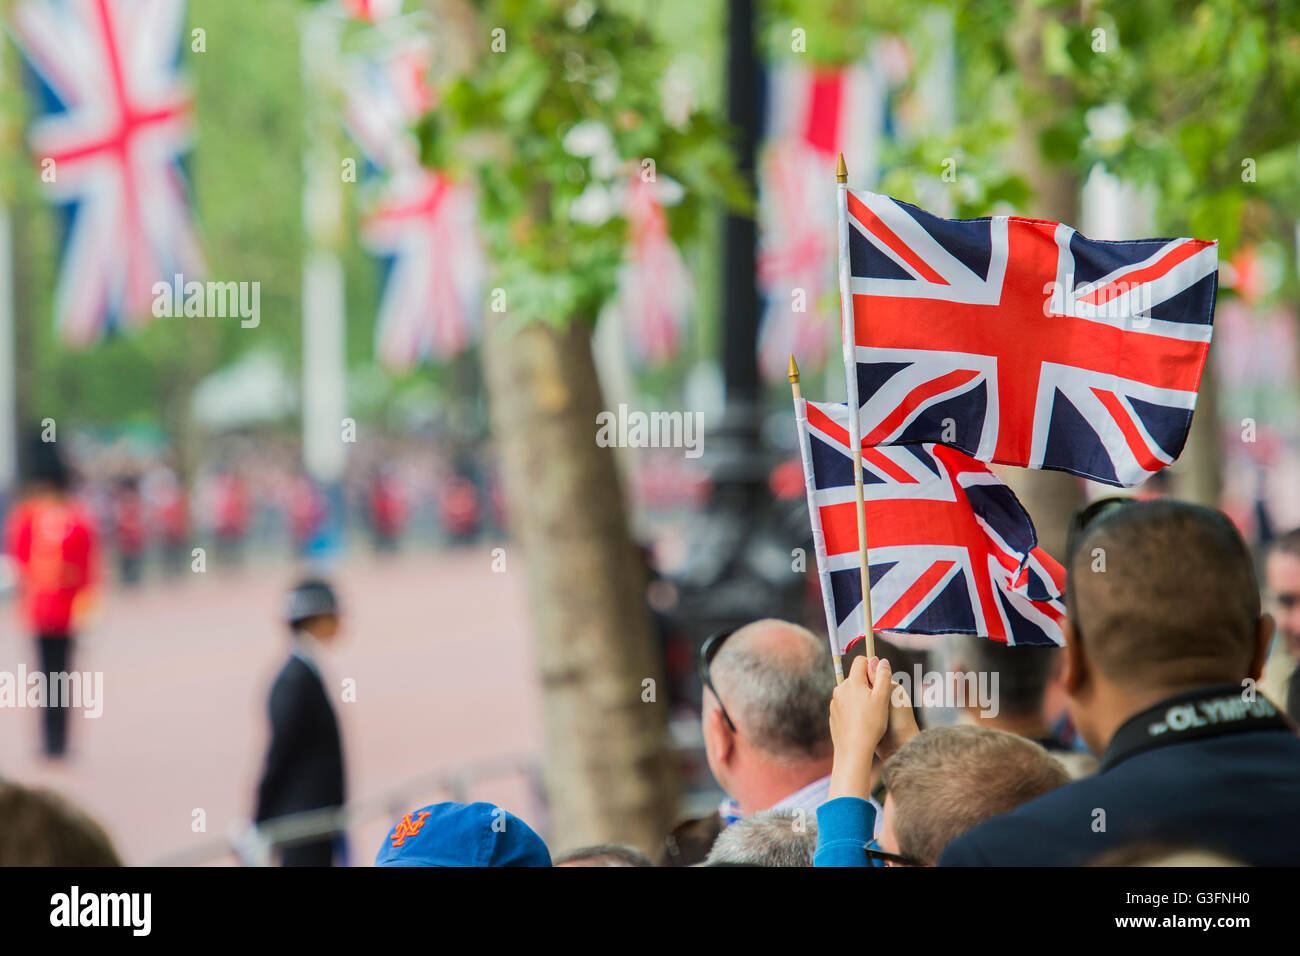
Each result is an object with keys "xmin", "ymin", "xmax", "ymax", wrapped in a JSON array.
[
  {"xmin": 843, "ymin": 189, "xmax": 1219, "ymax": 487},
  {"xmin": 796, "ymin": 397, "xmax": 1066, "ymax": 655},
  {"xmin": 11, "ymin": 0, "xmax": 203, "ymax": 346}
]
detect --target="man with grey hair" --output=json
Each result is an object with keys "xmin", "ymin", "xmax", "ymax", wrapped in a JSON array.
[
  {"xmin": 662, "ymin": 619, "xmax": 836, "ymax": 865},
  {"xmin": 552, "ymin": 844, "xmax": 653, "ymax": 867},
  {"xmin": 704, "ymin": 811, "xmax": 817, "ymax": 867}
]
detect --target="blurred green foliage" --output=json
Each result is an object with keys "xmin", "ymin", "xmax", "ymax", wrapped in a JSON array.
[
  {"xmin": 414, "ymin": 0, "xmax": 745, "ymax": 330},
  {"xmin": 768, "ymin": 0, "xmax": 1300, "ymax": 286}
]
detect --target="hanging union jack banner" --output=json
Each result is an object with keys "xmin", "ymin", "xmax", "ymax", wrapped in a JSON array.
[
  {"xmin": 757, "ymin": 61, "xmax": 884, "ymax": 382},
  {"xmin": 796, "ymin": 397, "xmax": 1067, "ymax": 655},
  {"xmin": 11, "ymin": 0, "xmax": 203, "ymax": 347},
  {"xmin": 341, "ymin": 33, "xmax": 483, "ymax": 370},
  {"xmin": 362, "ymin": 167, "xmax": 482, "ymax": 369},
  {"xmin": 613, "ymin": 175, "xmax": 692, "ymax": 367},
  {"xmin": 341, "ymin": 0, "xmax": 403, "ymax": 22},
  {"xmin": 842, "ymin": 190, "xmax": 1219, "ymax": 487}
]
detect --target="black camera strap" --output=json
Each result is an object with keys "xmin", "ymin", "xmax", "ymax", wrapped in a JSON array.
[{"xmin": 1101, "ymin": 684, "xmax": 1292, "ymax": 772}]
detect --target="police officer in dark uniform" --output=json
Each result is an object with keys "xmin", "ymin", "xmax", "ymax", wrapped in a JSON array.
[
  {"xmin": 942, "ymin": 500, "xmax": 1300, "ymax": 866},
  {"xmin": 254, "ymin": 579, "xmax": 347, "ymax": 866}
]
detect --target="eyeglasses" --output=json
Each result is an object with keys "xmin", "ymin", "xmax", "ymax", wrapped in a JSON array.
[
  {"xmin": 698, "ymin": 628, "xmax": 738, "ymax": 733},
  {"xmin": 864, "ymin": 845, "xmax": 925, "ymax": 867},
  {"xmin": 1065, "ymin": 495, "xmax": 1139, "ymax": 564}
]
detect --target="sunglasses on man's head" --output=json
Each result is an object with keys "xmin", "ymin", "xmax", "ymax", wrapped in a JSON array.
[
  {"xmin": 1065, "ymin": 495, "xmax": 1139, "ymax": 564},
  {"xmin": 699, "ymin": 628, "xmax": 738, "ymax": 733}
]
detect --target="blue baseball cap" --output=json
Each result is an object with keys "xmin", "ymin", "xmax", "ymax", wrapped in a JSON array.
[{"xmin": 374, "ymin": 802, "xmax": 551, "ymax": 867}]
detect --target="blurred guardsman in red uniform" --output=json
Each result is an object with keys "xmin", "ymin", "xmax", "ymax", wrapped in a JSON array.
[
  {"xmin": 366, "ymin": 467, "xmax": 406, "ymax": 553},
  {"xmin": 439, "ymin": 476, "xmax": 481, "ymax": 544},
  {"xmin": 3, "ymin": 437, "xmax": 99, "ymax": 758},
  {"xmin": 110, "ymin": 475, "xmax": 146, "ymax": 586},
  {"xmin": 212, "ymin": 468, "xmax": 249, "ymax": 567},
  {"xmin": 287, "ymin": 471, "xmax": 324, "ymax": 557},
  {"xmin": 153, "ymin": 468, "xmax": 190, "ymax": 575}
]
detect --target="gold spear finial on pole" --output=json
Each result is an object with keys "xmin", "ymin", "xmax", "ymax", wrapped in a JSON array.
[
  {"xmin": 788, "ymin": 354, "xmax": 803, "ymax": 403},
  {"xmin": 836, "ymin": 152, "xmax": 847, "ymax": 184}
]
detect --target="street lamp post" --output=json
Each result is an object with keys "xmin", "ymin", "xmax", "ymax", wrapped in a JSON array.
[{"xmin": 669, "ymin": 0, "xmax": 806, "ymax": 634}]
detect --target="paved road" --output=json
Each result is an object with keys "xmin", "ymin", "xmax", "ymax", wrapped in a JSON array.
[{"xmin": 0, "ymin": 547, "xmax": 543, "ymax": 865}]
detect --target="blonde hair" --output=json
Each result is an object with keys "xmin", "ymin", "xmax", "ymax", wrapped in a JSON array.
[{"xmin": 882, "ymin": 725, "xmax": 1069, "ymax": 864}]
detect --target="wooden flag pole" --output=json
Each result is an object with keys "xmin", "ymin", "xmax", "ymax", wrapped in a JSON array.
[
  {"xmin": 836, "ymin": 153, "xmax": 875, "ymax": 661},
  {"xmin": 789, "ymin": 353, "xmax": 845, "ymax": 684}
]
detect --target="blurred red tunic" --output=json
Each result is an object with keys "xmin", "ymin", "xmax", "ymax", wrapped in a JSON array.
[
  {"xmin": 368, "ymin": 474, "xmax": 407, "ymax": 537},
  {"xmin": 4, "ymin": 495, "xmax": 99, "ymax": 636},
  {"xmin": 112, "ymin": 492, "xmax": 147, "ymax": 555}
]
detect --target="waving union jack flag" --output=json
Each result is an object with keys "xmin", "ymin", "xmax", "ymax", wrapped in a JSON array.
[
  {"xmin": 796, "ymin": 398, "xmax": 1066, "ymax": 656},
  {"xmin": 11, "ymin": 0, "xmax": 203, "ymax": 346},
  {"xmin": 757, "ymin": 61, "xmax": 885, "ymax": 382},
  {"xmin": 613, "ymin": 175, "xmax": 692, "ymax": 367},
  {"xmin": 842, "ymin": 190, "xmax": 1219, "ymax": 486}
]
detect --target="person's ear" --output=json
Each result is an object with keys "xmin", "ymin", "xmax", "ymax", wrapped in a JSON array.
[
  {"xmin": 1249, "ymin": 613, "xmax": 1275, "ymax": 683},
  {"xmin": 701, "ymin": 696, "xmax": 734, "ymax": 765},
  {"xmin": 1060, "ymin": 618, "xmax": 1086, "ymax": 695}
]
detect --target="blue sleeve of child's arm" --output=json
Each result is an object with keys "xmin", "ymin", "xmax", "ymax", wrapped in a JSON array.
[{"xmin": 814, "ymin": 796, "xmax": 876, "ymax": 867}]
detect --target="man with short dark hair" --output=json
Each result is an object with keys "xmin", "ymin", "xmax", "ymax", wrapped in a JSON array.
[
  {"xmin": 661, "ymin": 619, "xmax": 836, "ymax": 865},
  {"xmin": 942, "ymin": 500, "xmax": 1300, "ymax": 866},
  {"xmin": 947, "ymin": 637, "xmax": 1096, "ymax": 778},
  {"xmin": 1263, "ymin": 527, "xmax": 1300, "ymax": 721}
]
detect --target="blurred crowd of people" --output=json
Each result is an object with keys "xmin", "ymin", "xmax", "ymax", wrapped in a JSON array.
[{"xmin": 24, "ymin": 431, "xmax": 510, "ymax": 588}]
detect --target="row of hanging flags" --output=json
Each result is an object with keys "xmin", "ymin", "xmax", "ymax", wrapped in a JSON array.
[
  {"xmin": 5, "ymin": 0, "xmax": 892, "ymax": 374},
  {"xmin": 3, "ymin": 0, "xmax": 692, "ymax": 369},
  {"xmin": 796, "ymin": 179, "xmax": 1219, "ymax": 667},
  {"xmin": 4, "ymin": 0, "xmax": 478, "ymax": 367}
]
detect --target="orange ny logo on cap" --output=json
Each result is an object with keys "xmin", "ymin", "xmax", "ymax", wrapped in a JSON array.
[{"xmin": 390, "ymin": 811, "xmax": 432, "ymax": 848}]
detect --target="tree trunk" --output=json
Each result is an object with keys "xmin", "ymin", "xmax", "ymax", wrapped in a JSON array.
[
  {"xmin": 481, "ymin": 313, "xmax": 677, "ymax": 854},
  {"xmin": 1004, "ymin": 2, "xmax": 1087, "ymax": 561},
  {"xmin": 1171, "ymin": 364, "xmax": 1221, "ymax": 507}
]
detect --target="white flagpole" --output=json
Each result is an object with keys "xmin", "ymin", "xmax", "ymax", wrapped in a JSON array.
[
  {"xmin": 789, "ymin": 354, "xmax": 845, "ymax": 683},
  {"xmin": 300, "ymin": 4, "xmax": 348, "ymax": 557},
  {"xmin": 835, "ymin": 153, "xmax": 875, "ymax": 661}
]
